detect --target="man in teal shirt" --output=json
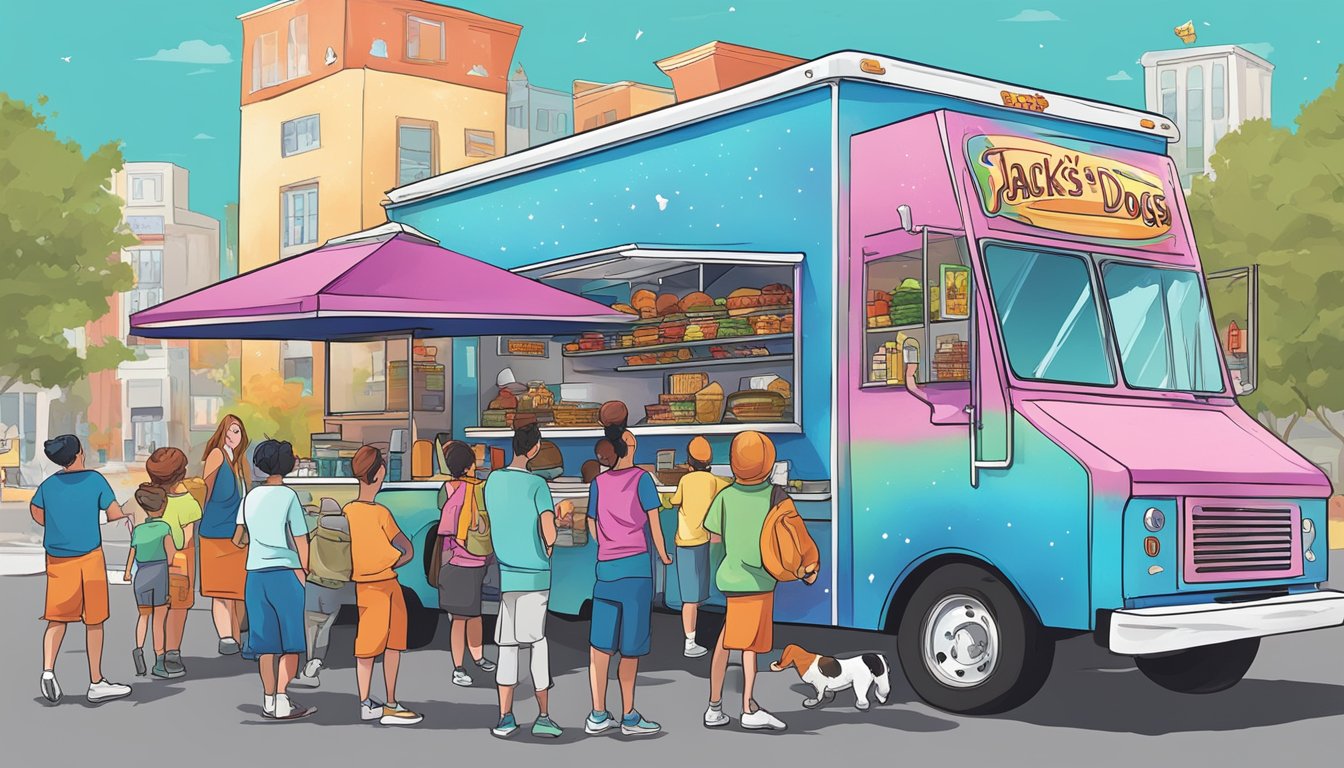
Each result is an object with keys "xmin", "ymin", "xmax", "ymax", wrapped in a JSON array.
[{"xmin": 483, "ymin": 422, "xmax": 572, "ymax": 740}]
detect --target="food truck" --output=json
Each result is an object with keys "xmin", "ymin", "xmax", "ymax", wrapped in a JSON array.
[{"xmin": 290, "ymin": 52, "xmax": 1340, "ymax": 714}]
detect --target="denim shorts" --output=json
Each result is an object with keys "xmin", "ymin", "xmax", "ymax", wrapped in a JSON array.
[
  {"xmin": 243, "ymin": 567, "xmax": 306, "ymax": 660},
  {"xmin": 133, "ymin": 561, "xmax": 170, "ymax": 608},
  {"xmin": 675, "ymin": 544, "xmax": 711, "ymax": 604},
  {"xmin": 590, "ymin": 577, "xmax": 653, "ymax": 657}
]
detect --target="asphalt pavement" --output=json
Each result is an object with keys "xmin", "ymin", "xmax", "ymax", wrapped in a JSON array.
[{"xmin": 1, "ymin": 510, "xmax": 1342, "ymax": 768}]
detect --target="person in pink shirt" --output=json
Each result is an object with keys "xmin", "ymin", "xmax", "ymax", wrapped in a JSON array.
[
  {"xmin": 581, "ymin": 402, "xmax": 671, "ymax": 738},
  {"xmin": 435, "ymin": 441, "xmax": 496, "ymax": 688}
]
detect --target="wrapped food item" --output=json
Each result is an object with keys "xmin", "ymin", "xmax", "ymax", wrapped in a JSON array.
[
  {"xmin": 681, "ymin": 291, "xmax": 715, "ymax": 312},
  {"xmin": 761, "ymin": 283, "xmax": 793, "ymax": 306},
  {"xmin": 656, "ymin": 293, "xmax": 682, "ymax": 317},
  {"xmin": 726, "ymin": 287, "xmax": 764, "ymax": 316},
  {"xmin": 670, "ymin": 372, "xmax": 710, "ymax": 395},
  {"xmin": 889, "ymin": 277, "xmax": 923, "ymax": 326},
  {"xmin": 766, "ymin": 377, "xmax": 792, "ymax": 400},
  {"xmin": 1174, "ymin": 19, "xmax": 1196, "ymax": 44},
  {"xmin": 695, "ymin": 381, "xmax": 725, "ymax": 424},
  {"xmin": 724, "ymin": 390, "xmax": 788, "ymax": 422},
  {"xmin": 631, "ymin": 289, "xmax": 657, "ymax": 315}
]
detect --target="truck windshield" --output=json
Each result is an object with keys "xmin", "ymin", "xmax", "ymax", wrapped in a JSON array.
[
  {"xmin": 1101, "ymin": 263, "xmax": 1224, "ymax": 393},
  {"xmin": 983, "ymin": 245, "xmax": 1114, "ymax": 386}
]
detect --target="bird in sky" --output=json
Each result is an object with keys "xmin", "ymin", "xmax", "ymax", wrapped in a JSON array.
[
  {"xmin": 60, "ymin": 56, "xmax": 71, "ymax": 63},
  {"xmin": 635, "ymin": 29, "xmax": 644, "ymax": 40},
  {"xmin": 577, "ymin": 32, "xmax": 588, "ymax": 43}
]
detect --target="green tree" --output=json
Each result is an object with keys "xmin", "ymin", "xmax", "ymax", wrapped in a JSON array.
[
  {"xmin": 0, "ymin": 94, "xmax": 136, "ymax": 398},
  {"xmin": 1187, "ymin": 66, "xmax": 1344, "ymax": 473}
]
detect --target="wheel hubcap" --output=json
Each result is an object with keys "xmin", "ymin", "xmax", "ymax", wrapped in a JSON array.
[{"xmin": 922, "ymin": 594, "xmax": 1000, "ymax": 688}]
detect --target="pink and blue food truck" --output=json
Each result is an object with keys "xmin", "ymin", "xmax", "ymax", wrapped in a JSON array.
[{"xmin": 167, "ymin": 51, "xmax": 1340, "ymax": 714}]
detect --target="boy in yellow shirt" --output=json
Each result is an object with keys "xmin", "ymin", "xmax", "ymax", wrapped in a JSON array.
[
  {"xmin": 346, "ymin": 445, "xmax": 421, "ymax": 726},
  {"xmin": 669, "ymin": 436, "xmax": 730, "ymax": 658}
]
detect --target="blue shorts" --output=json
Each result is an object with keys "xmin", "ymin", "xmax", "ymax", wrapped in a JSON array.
[
  {"xmin": 675, "ymin": 544, "xmax": 711, "ymax": 604},
  {"xmin": 590, "ymin": 576, "xmax": 653, "ymax": 657},
  {"xmin": 243, "ymin": 568, "xmax": 306, "ymax": 660}
]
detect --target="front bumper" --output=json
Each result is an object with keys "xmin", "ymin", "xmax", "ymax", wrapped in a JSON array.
[{"xmin": 1105, "ymin": 590, "xmax": 1344, "ymax": 655}]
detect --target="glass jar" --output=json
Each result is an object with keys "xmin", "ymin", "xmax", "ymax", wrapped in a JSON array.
[{"xmin": 526, "ymin": 380, "xmax": 554, "ymax": 410}]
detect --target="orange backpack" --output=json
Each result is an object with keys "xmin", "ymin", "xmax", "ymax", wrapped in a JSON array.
[{"xmin": 759, "ymin": 486, "xmax": 820, "ymax": 583}]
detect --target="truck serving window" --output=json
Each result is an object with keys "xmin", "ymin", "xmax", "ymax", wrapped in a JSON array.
[
  {"xmin": 983, "ymin": 245, "xmax": 1113, "ymax": 386},
  {"xmin": 1101, "ymin": 263, "xmax": 1224, "ymax": 393}
]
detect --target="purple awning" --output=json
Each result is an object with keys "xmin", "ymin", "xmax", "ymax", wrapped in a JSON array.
[{"xmin": 130, "ymin": 227, "xmax": 631, "ymax": 340}]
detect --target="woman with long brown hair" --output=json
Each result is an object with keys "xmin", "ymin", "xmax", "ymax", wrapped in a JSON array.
[
  {"xmin": 199, "ymin": 414, "xmax": 250, "ymax": 656},
  {"xmin": 143, "ymin": 447, "xmax": 201, "ymax": 677}
]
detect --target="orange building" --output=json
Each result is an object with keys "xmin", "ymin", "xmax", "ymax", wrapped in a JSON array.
[
  {"xmin": 237, "ymin": 0, "xmax": 521, "ymax": 450},
  {"xmin": 656, "ymin": 41, "xmax": 804, "ymax": 102},
  {"xmin": 572, "ymin": 79, "xmax": 675, "ymax": 132}
]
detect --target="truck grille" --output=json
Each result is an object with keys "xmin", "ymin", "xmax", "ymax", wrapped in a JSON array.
[{"xmin": 1182, "ymin": 501, "xmax": 1303, "ymax": 583}]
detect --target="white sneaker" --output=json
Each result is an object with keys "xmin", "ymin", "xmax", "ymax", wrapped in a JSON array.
[
  {"xmin": 40, "ymin": 671, "xmax": 62, "ymax": 704},
  {"xmin": 452, "ymin": 668, "xmax": 473, "ymax": 687},
  {"xmin": 86, "ymin": 680, "xmax": 131, "ymax": 704},
  {"xmin": 741, "ymin": 707, "xmax": 786, "ymax": 731},
  {"xmin": 273, "ymin": 693, "xmax": 315, "ymax": 720},
  {"xmin": 303, "ymin": 659, "xmax": 323, "ymax": 678},
  {"xmin": 291, "ymin": 661, "xmax": 321, "ymax": 689},
  {"xmin": 379, "ymin": 703, "xmax": 423, "ymax": 726},
  {"xmin": 703, "ymin": 704, "xmax": 731, "ymax": 728},
  {"xmin": 361, "ymin": 698, "xmax": 386, "ymax": 721},
  {"xmin": 684, "ymin": 637, "xmax": 709, "ymax": 658},
  {"xmin": 263, "ymin": 694, "xmax": 276, "ymax": 718}
]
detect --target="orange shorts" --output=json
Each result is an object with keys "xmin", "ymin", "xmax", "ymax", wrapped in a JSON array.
[
  {"xmin": 44, "ymin": 550, "xmax": 110, "ymax": 625},
  {"xmin": 723, "ymin": 591, "xmax": 774, "ymax": 653},
  {"xmin": 199, "ymin": 537, "xmax": 246, "ymax": 600},
  {"xmin": 169, "ymin": 546, "xmax": 196, "ymax": 609},
  {"xmin": 355, "ymin": 579, "xmax": 407, "ymax": 659}
]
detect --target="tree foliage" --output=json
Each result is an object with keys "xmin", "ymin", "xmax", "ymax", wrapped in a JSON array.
[
  {"xmin": 1187, "ymin": 66, "xmax": 1344, "ymax": 448},
  {"xmin": 0, "ymin": 94, "xmax": 136, "ymax": 396},
  {"xmin": 224, "ymin": 370, "xmax": 321, "ymax": 453}
]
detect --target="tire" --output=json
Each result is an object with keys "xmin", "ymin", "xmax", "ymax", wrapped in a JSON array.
[
  {"xmin": 402, "ymin": 585, "xmax": 439, "ymax": 650},
  {"xmin": 896, "ymin": 563, "xmax": 1054, "ymax": 714},
  {"xmin": 1135, "ymin": 638, "xmax": 1259, "ymax": 694}
]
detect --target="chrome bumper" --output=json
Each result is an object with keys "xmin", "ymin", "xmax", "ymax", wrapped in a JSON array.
[{"xmin": 1107, "ymin": 590, "xmax": 1344, "ymax": 655}]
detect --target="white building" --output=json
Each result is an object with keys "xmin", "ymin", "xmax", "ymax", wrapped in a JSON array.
[
  {"xmin": 108, "ymin": 163, "xmax": 221, "ymax": 461},
  {"xmin": 1141, "ymin": 45, "xmax": 1273, "ymax": 189},
  {"xmin": 506, "ymin": 66, "xmax": 574, "ymax": 153}
]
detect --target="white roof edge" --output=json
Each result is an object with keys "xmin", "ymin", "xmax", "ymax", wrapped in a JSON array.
[
  {"xmin": 324, "ymin": 221, "xmax": 439, "ymax": 246},
  {"xmin": 237, "ymin": 0, "xmax": 296, "ymax": 20},
  {"xmin": 511, "ymin": 244, "xmax": 805, "ymax": 276},
  {"xmin": 387, "ymin": 50, "xmax": 1178, "ymax": 207},
  {"xmin": 1140, "ymin": 45, "xmax": 1274, "ymax": 71}
]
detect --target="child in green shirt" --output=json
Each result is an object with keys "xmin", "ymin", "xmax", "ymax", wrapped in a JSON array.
[{"xmin": 124, "ymin": 484, "xmax": 177, "ymax": 679}]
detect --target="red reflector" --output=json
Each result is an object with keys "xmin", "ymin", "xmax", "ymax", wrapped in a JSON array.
[{"xmin": 1144, "ymin": 536, "xmax": 1161, "ymax": 557}]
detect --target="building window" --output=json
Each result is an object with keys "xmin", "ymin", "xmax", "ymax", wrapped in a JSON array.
[
  {"xmin": 1185, "ymin": 65, "xmax": 1205, "ymax": 180},
  {"xmin": 328, "ymin": 339, "xmax": 409, "ymax": 414},
  {"xmin": 397, "ymin": 119, "xmax": 437, "ymax": 185},
  {"xmin": 281, "ymin": 184, "xmax": 319, "ymax": 249},
  {"xmin": 1211, "ymin": 61, "xmax": 1226, "ymax": 121},
  {"xmin": 129, "ymin": 174, "xmax": 163, "ymax": 204},
  {"xmin": 191, "ymin": 396, "xmax": 224, "ymax": 430},
  {"xmin": 281, "ymin": 115, "xmax": 320, "ymax": 157},
  {"xmin": 535, "ymin": 108, "xmax": 551, "ymax": 132},
  {"xmin": 0, "ymin": 393, "xmax": 38, "ymax": 463},
  {"xmin": 602, "ymin": 109, "xmax": 619, "ymax": 125},
  {"xmin": 507, "ymin": 105, "xmax": 526, "ymax": 128},
  {"xmin": 406, "ymin": 14, "xmax": 446, "ymax": 61},
  {"xmin": 464, "ymin": 129, "xmax": 496, "ymax": 158},
  {"xmin": 287, "ymin": 15, "xmax": 309, "ymax": 79},
  {"xmin": 252, "ymin": 31, "xmax": 280, "ymax": 91},
  {"xmin": 1158, "ymin": 68, "xmax": 1177, "ymax": 122},
  {"xmin": 126, "ymin": 249, "xmax": 164, "ymax": 346},
  {"xmin": 556, "ymin": 113, "xmax": 568, "ymax": 135}
]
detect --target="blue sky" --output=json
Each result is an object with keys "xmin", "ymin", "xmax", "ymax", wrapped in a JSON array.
[{"xmin": 1, "ymin": 0, "xmax": 1340, "ymax": 242}]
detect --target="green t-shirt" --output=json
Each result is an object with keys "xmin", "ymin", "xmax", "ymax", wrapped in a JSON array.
[
  {"xmin": 161, "ymin": 493, "xmax": 203, "ymax": 550},
  {"xmin": 703, "ymin": 482, "xmax": 776, "ymax": 594},
  {"xmin": 131, "ymin": 519, "xmax": 173, "ymax": 564}
]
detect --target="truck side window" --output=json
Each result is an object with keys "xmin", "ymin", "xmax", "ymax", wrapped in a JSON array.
[{"xmin": 863, "ymin": 237, "xmax": 972, "ymax": 387}]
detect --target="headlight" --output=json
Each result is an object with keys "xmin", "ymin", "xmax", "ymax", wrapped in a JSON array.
[
  {"xmin": 1143, "ymin": 507, "xmax": 1166, "ymax": 532},
  {"xmin": 1303, "ymin": 518, "xmax": 1317, "ymax": 563}
]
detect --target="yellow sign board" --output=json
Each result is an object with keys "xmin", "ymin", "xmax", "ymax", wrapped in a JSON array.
[{"xmin": 968, "ymin": 134, "xmax": 1173, "ymax": 241}]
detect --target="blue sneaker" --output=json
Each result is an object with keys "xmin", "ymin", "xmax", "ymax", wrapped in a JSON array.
[
  {"xmin": 492, "ymin": 712, "xmax": 519, "ymax": 738},
  {"xmin": 585, "ymin": 709, "xmax": 617, "ymax": 735},
  {"xmin": 621, "ymin": 710, "xmax": 662, "ymax": 737},
  {"xmin": 532, "ymin": 714, "xmax": 563, "ymax": 738}
]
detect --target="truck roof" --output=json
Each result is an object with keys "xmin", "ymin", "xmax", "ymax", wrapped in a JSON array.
[{"xmin": 386, "ymin": 50, "xmax": 1177, "ymax": 207}]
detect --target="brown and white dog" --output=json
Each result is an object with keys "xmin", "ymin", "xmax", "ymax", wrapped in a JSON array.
[{"xmin": 770, "ymin": 643, "xmax": 892, "ymax": 710}]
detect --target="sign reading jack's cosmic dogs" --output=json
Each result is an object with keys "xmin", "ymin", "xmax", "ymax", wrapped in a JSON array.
[{"xmin": 967, "ymin": 134, "xmax": 1173, "ymax": 241}]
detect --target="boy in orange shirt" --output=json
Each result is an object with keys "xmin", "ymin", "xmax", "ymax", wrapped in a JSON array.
[{"xmin": 346, "ymin": 445, "xmax": 422, "ymax": 726}]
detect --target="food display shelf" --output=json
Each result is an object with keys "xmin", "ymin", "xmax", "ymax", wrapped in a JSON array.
[
  {"xmin": 563, "ymin": 333, "xmax": 792, "ymax": 358},
  {"xmin": 614, "ymin": 353, "xmax": 793, "ymax": 373}
]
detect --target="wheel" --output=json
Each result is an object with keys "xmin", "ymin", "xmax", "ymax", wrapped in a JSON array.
[
  {"xmin": 1135, "ymin": 638, "xmax": 1259, "ymax": 694},
  {"xmin": 402, "ymin": 585, "xmax": 439, "ymax": 650},
  {"xmin": 896, "ymin": 563, "xmax": 1054, "ymax": 714}
]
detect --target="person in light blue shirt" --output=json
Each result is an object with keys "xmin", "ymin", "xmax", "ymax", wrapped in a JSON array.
[
  {"xmin": 233, "ymin": 439, "xmax": 312, "ymax": 720},
  {"xmin": 482, "ymin": 422, "xmax": 572, "ymax": 740}
]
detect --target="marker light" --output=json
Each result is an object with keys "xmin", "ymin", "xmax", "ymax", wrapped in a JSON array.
[
  {"xmin": 1139, "ymin": 118, "xmax": 1156, "ymax": 129},
  {"xmin": 1144, "ymin": 537, "xmax": 1160, "ymax": 557},
  {"xmin": 860, "ymin": 59, "xmax": 886, "ymax": 75},
  {"xmin": 1143, "ymin": 507, "xmax": 1166, "ymax": 532}
]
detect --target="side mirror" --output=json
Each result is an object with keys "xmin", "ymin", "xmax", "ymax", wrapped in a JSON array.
[{"xmin": 897, "ymin": 204, "xmax": 916, "ymax": 233}]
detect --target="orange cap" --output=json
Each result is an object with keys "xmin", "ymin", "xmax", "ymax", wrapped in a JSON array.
[
  {"xmin": 729, "ymin": 431, "xmax": 776, "ymax": 485},
  {"xmin": 687, "ymin": 436, "xmax": 713, "ymax": 463}
]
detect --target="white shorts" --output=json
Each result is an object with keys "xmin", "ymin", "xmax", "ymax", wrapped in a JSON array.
[{"xmin": 495, "ymin": 590, "xmax": 549, "ymax": 647}]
